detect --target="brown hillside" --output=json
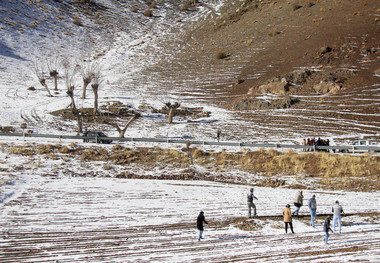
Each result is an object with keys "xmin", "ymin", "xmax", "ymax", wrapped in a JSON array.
[
  {"xmin": 157, "ymin": 0, "xmax": 380, "ymax": 142},
  {"xmin": 190, "ymin": 0, "xmax": 380, "ymax": 101}
]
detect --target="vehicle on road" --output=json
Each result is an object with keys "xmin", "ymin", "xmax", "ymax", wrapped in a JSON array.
[
  {"xmin": 83, "ymin": 131, "xmax": 112, "ymax": 144},
  {"xmin": 340, "ymin": 140, "xmax": 380, "ymax": 153}
]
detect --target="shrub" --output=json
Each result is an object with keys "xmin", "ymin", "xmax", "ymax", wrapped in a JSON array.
[
  {"xmin": 59, "ymin": 146, "xmax": 70, "ymax": 154},
  {"xmin": 143, "ymin": 9, "xmax": 153, "ymax": 17},
  {"xmin": 73, "ymin": 16, "xmax": 83, "ymax": 26},
  {"xmin": 112, "ymin": 144, "xmax": 123, "ymax": 151},
  {"xmin": 292, "ymin": 3, "xmax": 302, "ymax": 11},
  {"xmin": 191, "ymin": 148, "xmax": 205, "ymax": 158},
  {"xmin": 268, "ymin": 29, "xmax": 281, "ymax": 37},
  {"xmin": 146, "ymin": 0, "xmax": 157, "ymax": 8},
  {"xmin": 214, "ymin": 49, "xmax": 227, "ymax": 59},
  {"xmin": 131, "ymin": 5, "xmax": 138, "ymax": 12},
  {"xmin": 180, "ymin": 3, "xmax": 191, "ymax": 11}
]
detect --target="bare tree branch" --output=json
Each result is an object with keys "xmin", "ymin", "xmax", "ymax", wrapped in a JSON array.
[
  {"xmin": 32, "ymin": 61, "xmax": 53, "ymax": 97},
  {"xmin": 80, "ymin": 61, "xmax": 99, "ymax": 99},
  {"xmin": 104, "ymin": 113, "xmax": 140, "ymax": 138},
  {"xmin": 47, "ymin": 55, "xmax": 61, "ymax": 91}
]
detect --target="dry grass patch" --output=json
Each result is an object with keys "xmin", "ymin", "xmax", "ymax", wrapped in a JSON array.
[
  {"xmin": 191, "ymin": 148, "xmax": 206, "ymax": 158},
  {"xmin": 9, "ymin": 146, "xmax": 34, "ymax": 155},
  {"xmin": 2, "ymin": 142, "xmax": 380, "ymax": 191},
  {"xmin": 59, "ymin": 146, "xmax": 71, "ymax": 153},
  {"xmin": 37, "ymin": 144, "xmax": 55, "ymax": 154},
  {"xmin": 232, "ymin": 217, "xmax": 264, "ymax": 231}
]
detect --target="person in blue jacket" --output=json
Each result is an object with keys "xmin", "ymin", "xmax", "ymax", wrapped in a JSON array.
[{"xmin": 308, "ymin": 194, "xmax": 317, "ymax": 227}]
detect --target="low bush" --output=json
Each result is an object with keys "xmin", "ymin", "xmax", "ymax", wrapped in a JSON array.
[
  {"xmin": 143, "ymin": 9, "xmax": 153, "ymax": 17},
  {"xmin": 214, "ymin": 49, "xmax": 227, "ymax": 59},
  {"xmin": 73, "ymin": 16, "xmax": 83, "ymax": 26}
]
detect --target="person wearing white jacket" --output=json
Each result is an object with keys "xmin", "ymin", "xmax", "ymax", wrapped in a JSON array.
[
  {"xmin": 292, "ymin": 191, "xmax": 304, "ymax": 216},
  {"xmin": 332, "ymin": 200, "xmax": 344, "ymax": 233}
]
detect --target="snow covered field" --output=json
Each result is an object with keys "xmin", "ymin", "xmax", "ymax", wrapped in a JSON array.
[{"xmin": 1, "ymin": 174, "xmax": 380, "ymax": 262}]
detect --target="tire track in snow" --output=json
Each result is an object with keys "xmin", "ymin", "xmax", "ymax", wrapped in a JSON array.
[{"xmin": 1, "ymin": 176, "xmax": 379, "ymax": 262}]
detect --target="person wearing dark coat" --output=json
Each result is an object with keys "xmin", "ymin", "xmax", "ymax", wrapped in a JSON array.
[
  {"xmin": 323, "ymin": 215, "xmax": 333, "ymax": 244},
  {"xmin": 247, "ymin": 188, "xmax": 258, "ymax": 218},
  {"xmin": 197, "ymin": 211, "xmax": 208, "ymax": 241},
  {"xmin": 216, "ymin": 129, "xmax": 221, "ymax": 142}
]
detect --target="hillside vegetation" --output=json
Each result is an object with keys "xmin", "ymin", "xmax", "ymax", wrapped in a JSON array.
[{"xmin": 2, "ymin": 142, "xmax": 379, "ymax": 191}]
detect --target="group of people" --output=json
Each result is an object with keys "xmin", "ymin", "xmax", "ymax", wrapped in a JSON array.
[
  {"xmin": 196, "ymin": 189, "xmax": 345, "ymax": 245},
  {"xmin": 286, "ymin": 191, "xmax": 344, "ymax": 244},
  {"xmin": 302, "ymin": 137, "xmax": 330, "ymax": 151}
]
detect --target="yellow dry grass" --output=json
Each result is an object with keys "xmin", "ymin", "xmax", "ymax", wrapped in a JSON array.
[{"xmin": 2, "ymin": 143, "xmax": 380, "ymax": 191}]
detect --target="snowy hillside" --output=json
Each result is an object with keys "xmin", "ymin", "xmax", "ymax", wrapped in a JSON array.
[
  {"xmin": 1, "ymin": 1, "xmax": 380, "ymax": 262},
  {"xmin": 0, "ymin": 0, "xmax": 230, "ymax": 139}
]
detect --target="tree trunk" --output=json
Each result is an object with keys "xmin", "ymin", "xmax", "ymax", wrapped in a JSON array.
[
  {"xmin": 69, "ymin": 94, "xmax": 77, "ymax": 112},
  {"xmin": 67, "ymin": 87, "xmax": 82, "ymax": 133},
  {"xmin": 82, "ymin": 79, "xmax": 91, "ymax": 99},
  {"xmin": 92, "ymin": 84, "xmax": 99, "ymax": 115},
  {"xmin": 166, "ymin": 102, "xmax": 180, "ymax": 124},
  {"xmin": 105, "ymin": 113, "xmax": 140, "ymax": 138},
  {"xmin": 50, "ymin": 71, "xmax": 59, "ymax": 90},
  {"xmin": 76, "ymin": 115, "xmax": 83, "ymax": 134},
  {"xmin": 40, "ymin": 79, "xmax": 52, "ymax": 97},
  {"xmin": 120, "ymin": 113, "xmax": 140, "ymax": 137},
  {"xmin": 168, "ymin": 107, "xmax": 175, "ymax": 124},
  {"xmin": 53, "ymin": 75, "xmax": 58, "ymax": 91}
]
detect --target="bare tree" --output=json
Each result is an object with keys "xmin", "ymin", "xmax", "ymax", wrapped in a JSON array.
[
  {"xmin": 165, "ymin": 102, "xmax": 181, "ymax": 124},
  {"xmin": 105, "ymin": 113, "xmax": 141, "ymax": 138},
  {"xmin": 91, "ymin": 66, "xmax": 102, "ymax": 115},
  {"xmin": 64, "ymin": 63, "xmax": 83, "ymax": 134},
  {"xmin": 32, "ymin": 62, "xmax": 52, "ymax": 97},
  {"xmin": 47, "ymin": 56, "xmax": 61, "ymax": 91},
  {"xmin": 80, "ymin": 61, "xmax": 98, "ymax": 99}
]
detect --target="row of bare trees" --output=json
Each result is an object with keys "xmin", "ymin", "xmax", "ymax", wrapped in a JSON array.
[
  {"xmin": 32, "ymin": 55, "xmax": 182, "ymax": 137},
  {"xmin": 32, "ymin": 56, "xmax": 103, "ymax": 134}
]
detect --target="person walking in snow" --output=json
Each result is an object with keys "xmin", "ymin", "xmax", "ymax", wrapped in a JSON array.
[
  {"xmin": 247, "ymin": 188, "xmax": 258, "ymax": 218},
  {"xmin": 283, "ymin": 204, "xmax": 294, "ymax": 234},
  {"xmin": 197, "ymin": 211, "xmax": 208, "ymax": 241},
  {"xmin": 216, "ymin": 129, "xmax": 221, "ymax": 142},
  {"xmin": 323, "ymin": 215, "xmax": 333, "ymax": 244},
  {"xmin": 308, "ymin": 194, "xmax": 317, "ymax": 227},
  {"xmin": 292, "ymin": 190, "xmax": 304, "ymax": 216},
  {"xmin": 332, "ymin": 200, "xmax": 344, "ymax": 233}
]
